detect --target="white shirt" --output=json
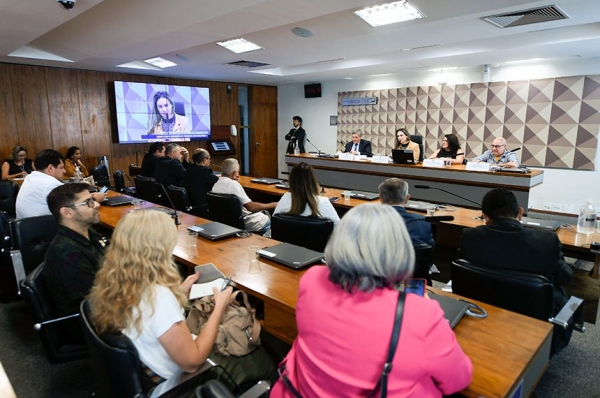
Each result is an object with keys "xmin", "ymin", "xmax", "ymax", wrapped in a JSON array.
[
  {"xmin": 274, "ymin": 193, "xmax": 340, "ymax": 226},
  {"xmin": 123, "ymin": 285, "xmax": 186, "ymax": 379},
  {"xmin": 15, "ymin": 171, "xmax": 63, "ymax": 219},
  {"xmin": 212, "ymin": 177, "xmax": 269, "ymax": 232}
]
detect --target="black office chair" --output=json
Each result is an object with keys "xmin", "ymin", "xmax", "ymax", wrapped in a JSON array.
[
  {"xmin": 113, "ymin": 170, "xmax": 136, "ymax": 196},
  {"xmin": 0, "ymin": 181, "xmax": 19, "ymax": 219},
  {"xmin": 412, "ymin": 244, "xmax": 433, "ymax": 286},
  {"xmin": 451, "ymin": 259, "xmax": 585, "ymax": 355},
  {"xmin": 135, "ymin": 175, "xmax": 159, "ymax": 203},
  {"xmin": 271, "ymin": 214, "xmax": 334, "ymax": 252},
  {"xmin": 195, "ymin": 379, "xmax": 270, "ymax": 398},
  {"xmin": 11, "ymin": 214, "xmax": 58, "ymax": 275},
  {"xmin": 0, "ymin": 212, "xmax": 17, "ymax": 302},
  {"xmin": 410, "ymin": 134, "xmax": 424, "ymax": 162},
  {"xmin": 206, "ymin": 192, "xmax": 246, "ymax": 230},
  {"xmin": 20, "ymin": 263, "xmax": 88, "ymax": 364},
  {"xmin": 166, "ymin": 185, "xmax": 205, "ymax": 217},
  {"xmin": 91, "ymin": 164, "xmax": 111, "ymax": 187}
]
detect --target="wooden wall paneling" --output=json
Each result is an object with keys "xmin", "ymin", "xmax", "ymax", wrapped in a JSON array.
[
  {"xmin": 10, "ymin": 65, "xmax": 53, "ymax": 154},
  {"xmin": 0, "ymin": 64, "xmax": 18, "ymax": 159},
  {"xmin": 249, "ymin": 86, "xmax": 278, "ymax": 177},
  {"xmin": 46, "ymin": 68, "xmax": 83, "ymax": 156}
]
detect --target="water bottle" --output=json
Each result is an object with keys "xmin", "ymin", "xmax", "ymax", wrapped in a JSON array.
[
  {"xmin": 294, "ymin": 142, "xmax": 300, "ymax": 155},
  {"xmin": 577, "ymin": 198, "xmax": 597, "ymax": 235},
  {"xmin": 74, "ymin": 166, "xmax": 83, "ymax": 183}
]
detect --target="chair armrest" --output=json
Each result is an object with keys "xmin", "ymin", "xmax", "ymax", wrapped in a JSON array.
[
  {"xmin": 10, "ymin": 250, "xmax": 26, "ymax": 296},
  {"xmin": 549, "ymin": 296, "xmax": 585, "ymax": 332},
  {"xmin": 33, "ymin": 314, "xmax": 80, "ymax": 331},
  {"xmin": 239, "ymin": 381, "xmax": 271, "ymax": 398},
  {"xmin": 150, "ymin": 359, "xmax": 215, "ymax": 398}
]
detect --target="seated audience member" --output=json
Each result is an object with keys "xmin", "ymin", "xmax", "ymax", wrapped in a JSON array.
[
  {"xmin": 2, "ymin": 145, "xmax": 34, "ymax": 180},
  {"xmin": 154, "ymin": 143, "xmax": 189, "ymax": 188},
  {"xmin": 64, "ymin": 146, "xmax": 90, "ymax": 178},
  {"xmin": 15, "ymin": 149, "xmax": 105, "ymax": 219},
  {"xmin": 271, "ymin": 204, "xmax": 472, "ymax": 397},
  {"xmin": 344, "ymin": 130, "xmax": 373, "ymax": 157},
  {"xmin": 89, "ymin": 210, "xmax": 274, "ymax": 389},
  {"xmin": 474, "ymin": 137, "xmax": 519, "ymax": 168},
  {"xmin": 183, "ymin": 149, "xmax": 218, "ymax": 211},
  {"xmin": 394, "ymin": 128, "xmax": 420, "ymax": 163},
  {"xmin": 459, "ymin": 188, "xmax": 572, "ymax": 353},
  {"xmin": 140, "ymin": 142, "xmax": 166, "ymax": 177},
  {"xmin": 43, "ymin": 184, "xmax": 105, "ymax": 324},
  {"xmin": 212, "ymin": 158, "xmax": 276, "ymax": 233},
  {"xmin": 378, "ymin": 178, "xmax": 434, "ymax": 247},
  {"xmin": 274, "ymin": 162, "xmax": 339, "ymax": 225},
  {"xmin": 428, "ymin": 134, "xmax": 465, "ymax": 165}
]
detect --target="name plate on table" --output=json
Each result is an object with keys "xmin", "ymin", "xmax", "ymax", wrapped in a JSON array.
[
  {"xmin": 371, "ymin": 155, "xmax": 391, "ymax": 164},
  {"xmin": 338, "ymin": 152, "xmax": 353, "ymax": 160},
  {"xmin": 422, "ymin": 159, "xmax": 445, "ymax": 168},
  {"xmin": 466, "ymin": 161, "xmax": 491, "ymax": 172}
]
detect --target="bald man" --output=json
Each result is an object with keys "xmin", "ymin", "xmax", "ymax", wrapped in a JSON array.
[{"xmin": 475, "ymin": 137, "xmax": 519, "ymax": 168}]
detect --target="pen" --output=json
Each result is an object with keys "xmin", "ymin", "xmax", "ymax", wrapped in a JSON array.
[{"xmin": 220, "ymin": 278, "xmax": 231, "ymax": 291}]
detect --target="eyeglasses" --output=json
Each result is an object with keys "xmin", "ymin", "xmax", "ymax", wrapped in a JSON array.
[
  {"xmin": 442, "ymin": 139, "xmax": 448, "ymax": 142},
  {"xmin": 490, "ymin": 144, "xmax": 506, "ymax": 149},
  {"xmin": 68, "ymin": 197, "xmax": 95, "ymax": 208}
]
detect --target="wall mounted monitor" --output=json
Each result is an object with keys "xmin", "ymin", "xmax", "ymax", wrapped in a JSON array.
[{"xmin": 114, "ymin": 81, "xmax": 211, "ymax": 144}]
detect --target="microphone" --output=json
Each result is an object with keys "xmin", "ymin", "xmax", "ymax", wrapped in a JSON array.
[
  {"xmin": 34, "ymin": 314, "xmax": 80, "ymax": 331},
  {"xmin": 306, "ymin": 138, "xmax": 323, "ymax": 156},
  {"xmin": 414, "ymin": 185, "xmax": 483, "ymax": 218},
  {"xmin": 124, "ymin": 173, "xmax": 135, "ymax": 187},
  {"xmin": 508, "ymin": 147, "xmax": 521, "ymax": 153},
  {"xmin": 318, "ymin": 181, "xmax": 326, "ymax": 194},
  {"xmin": 157, "ymin": 183, "xmax": 181, "ymax": 225},
  {"xmin": 210, "ymin": 163, "xmax": 222, "ymax": 169}
]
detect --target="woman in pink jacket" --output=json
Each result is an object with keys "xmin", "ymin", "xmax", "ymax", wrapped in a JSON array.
[{"xmin": 271, "ymin": 204, "xmax": 472, "ymax": 398}]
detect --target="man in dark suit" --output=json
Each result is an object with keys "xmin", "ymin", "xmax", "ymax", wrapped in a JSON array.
[
  {"xmin": 459, "ymin": 188, "xmax": 573, "ymax": 353},
  {"xmin": 140, "ymin": 142, "xmax": 165, "ymax": 177},
  {"xmin": 344, "ymin": 130, "xmax": 372, "ymax": 157},
  {"xmin": 285, "ymin": 115, "xmax": 306, "ymax": 154},
  {"xmin": 183, "ymin": 148, "xmax": 218, "ymax": 215},
  {"xmin": 154, "ymin": 143, "xmax": 189, "ymax": 188}
]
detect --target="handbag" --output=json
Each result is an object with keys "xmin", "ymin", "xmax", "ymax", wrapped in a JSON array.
[
  {"xmin": 278, "ymin": 291, "xmax": 406, "ymax": 398},
  {"xmin": 186, "ymin": 290, "xmax": 261, "ymax": 357}
]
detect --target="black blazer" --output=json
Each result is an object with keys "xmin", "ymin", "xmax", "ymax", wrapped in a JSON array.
[
  {"xmin": 154, "ymin": 157, "xmax": 187, "ymax": 188},
  {"xmin": 183, "ymin": 164, "xmax": 218, "ymax": 207},
  {"xmin": 344, "ymin": 139, "xmax": 373, "ymax": 157},
  {"xmin": 285, "ymin": 127, "xmax": 306, "ymax": 154}
]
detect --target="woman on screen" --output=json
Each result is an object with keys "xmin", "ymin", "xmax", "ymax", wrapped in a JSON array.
[
  {"xmin": 148, "ymin": 91, "xmax": 190, "ymax": 135},
  {"xmin": 428, "ymin": 134, "xmax": 465, "ymax": 164}
]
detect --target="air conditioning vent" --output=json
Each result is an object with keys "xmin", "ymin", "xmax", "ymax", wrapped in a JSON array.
[
  {"xmin": 225, "ymin": 60, "xmax": 270, "ymax": 68},
  {"xmin": 483, "ymin": 5, "xmax": 568, "ymax": 28}
]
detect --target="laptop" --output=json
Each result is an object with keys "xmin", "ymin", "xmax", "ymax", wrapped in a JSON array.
[
  {"xmin": 520, "ymin": 216, "xmax": 561, "ymax": 231},
  {"xmin": 188, "ymin": 222, "xmax": 243, "ymax": 241},
  {"xmin": 275, "ymin": 183, "xmax": 289, "ymax": 190},
  {"xmin": 392, "ymin": 149, "xmax": 416, "ymax": 165},
  {"xmin": 349, "ymin": 191, "xmax": 380, "ymax": 201},
  {"xmin": 258, "ymin": 242, "xmax": 323, "ymax": 270},
  {"xmin": 493, "ymin": 166, "xmax": 531, "ymax": 174},
  {"xmin": 101, "ymin": 195, "xmax": 134, "ymax": 206},
  {"xmin": 251, "ymin": 178, "xmax": 282, "ymax": 185},
  {"xmin": 406, "ymin": 200, "xmax": 432, "ymax": 213},
  {"xmin": 428, "ymin": 293, "xmax": 470, "ymax": 329}
]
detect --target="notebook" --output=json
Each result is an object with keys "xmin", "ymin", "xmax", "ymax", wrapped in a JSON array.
[
  {"xmin": 258, "ymin": 242, "xmax": 323, "ymax": 270},
  {"xmin": 428, "ymin": 293, "xmax": 470, "ymax": 329},
  {"xmin": 251, "ymin": 178, "xmax": 282, "ymax": 184},
  {"xmin": 520, "ymin": 216, "xmax": 561, "ymax": 231},
  {"xmin": 101, "ymin": 195, "xmax": 134, "ymax": 207},
  {"xmin": 392, "ymin": 149, "xmax": 416, "ymax": 165},
  {"xmin": 349, "ymin": 191, "xmax": 380, "ymax": 201},
  {"xmin": 188, "ymin": 222, "xmax": 242, "ymax": 241}
]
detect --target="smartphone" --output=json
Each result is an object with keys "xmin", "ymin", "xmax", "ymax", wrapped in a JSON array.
[
  {"xmin": 99, "ymin": 186, "xmax": 109, "ymax": 194},
  {"xmin": 329, "ymin": 196, "xmax": 340, "ymax": 202},
  {"xmin": 404, "ymin": 278, "xmax": 426, "ymax": 296}
]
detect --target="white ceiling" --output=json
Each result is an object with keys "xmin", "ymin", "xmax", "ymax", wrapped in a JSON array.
[{"xmin": 1, "ymin": 0, "xmax": 600, "ymax": 85}]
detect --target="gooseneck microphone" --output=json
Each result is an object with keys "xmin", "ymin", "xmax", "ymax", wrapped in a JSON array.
[
  {"xmin": 414, "ymin": 185, "xmax": 484, "ymax": 220},
  {"xmin": 306, "ymin": 138, "xmax": 323, "ymax": 156},
  {"xmin": 157, "ymin": 183, "xmax": 181, "ymax": 225}
]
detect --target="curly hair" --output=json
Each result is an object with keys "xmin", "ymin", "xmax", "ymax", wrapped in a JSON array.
[{"xmin": 89, "ymin": 210, "xmax": 186, "ymax": 335}]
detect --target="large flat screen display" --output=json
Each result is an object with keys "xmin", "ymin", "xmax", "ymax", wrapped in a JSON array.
[{"xmin": 114, "ymin": 81, "xmax": 210, "ymax": 144}]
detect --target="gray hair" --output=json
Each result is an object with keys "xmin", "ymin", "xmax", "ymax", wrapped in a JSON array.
[
  {"xmin": 379, "ymin": 178, "xmax": 409, "ymax": 205},
  {"xmin": 325, "ymin": 203, "xmax": 415, "ymax": 292},
  {"xmin": 494, "ymin": 137, "xmax": 507, "ymax": 146},
  {"xmin": 221, "ymin": 158, "xmax": 240, "ymax": 177},
  {"xmin": 165, "ymin": 143, "xmax": 180, "ymax": 156},
  {"xmin": 353, "ymin": 130, "xmax": 363, "ymax": 138}
]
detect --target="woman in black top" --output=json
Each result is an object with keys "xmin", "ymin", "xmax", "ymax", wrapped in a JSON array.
[
  {"xmin": 2, "ymin": 145, "xmax": 34, "ymax": 180},
  {"xmin": 428, "ymin": 134, "xmax": 465, "ymax": 165}
]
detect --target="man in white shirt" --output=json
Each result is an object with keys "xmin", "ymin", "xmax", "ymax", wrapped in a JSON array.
[{"xmin": 212, "ymin": 158, "xmax": 276, "ymax": 233}]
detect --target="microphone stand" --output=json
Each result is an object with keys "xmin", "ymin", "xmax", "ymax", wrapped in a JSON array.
[
  {"xmin": 414, "ymin": 185, "xmax": 484, "ymax": 220},
  {"xmin": 306, "ymin": 138, "xmax": 323, "ymax": 156},
  {"xmin": 157, "ymin": 183, "xmax": 181, "ymax": 225}
]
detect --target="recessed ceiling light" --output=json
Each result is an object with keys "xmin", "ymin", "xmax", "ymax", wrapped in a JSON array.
[
  {"xmin": 427, "ymin": 67, "xmax": 457, "ymax": 72},
  {"xmin": 354, "ymin": 1, "xmax": 425, "ymax": 28},
  {"xmin": 371, "ymin": 73, "xmax": 392, "ymax": 77},
  {"xmin": 217, "ymin": 38, "xmax": 263, "ymax": 54},
  {"xmin": 116, "ymin": 61, "xmax": 161, "ymax": 70},
  {"xmin": 144, "ymin": 57, "xmax": 177, "ymax": 68},
  {"xmin": 504, "ymin": 58, "xmax": 544, "ymax": 65}
]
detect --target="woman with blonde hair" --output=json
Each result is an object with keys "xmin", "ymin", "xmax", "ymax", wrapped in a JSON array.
[
  {"xmin": 89, "ymin": 210, "xmax": 273, "ymax": 389},
  {"xmin": 2, "ymin": 145, "xmax": 34, "ymax": 180}
]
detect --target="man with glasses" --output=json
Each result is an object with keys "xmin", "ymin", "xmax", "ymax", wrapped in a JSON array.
[
  {"xmin": 43, "ymin": 183, "xmax": 106, "ymax": 334},
  {"xmin": 474, "ymin": 137, "xmax": 519, "ymax": 168}
]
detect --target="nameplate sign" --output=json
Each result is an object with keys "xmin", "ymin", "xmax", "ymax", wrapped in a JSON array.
[
  {"xmin": 371, "ymin": 155, "xmax": 391, "ymax": 164},
  {"xmin": 341, "ymin": 97, "xmax": 378, "ymax": 106},
  {"xmin": 465, "ymin": 161, "xmax": 491, "ymax": 172},
  {"xmin": 338, "ymin": 153, "xmax": 354, "ymax": 160},
  {"xmin": 422, "ymin": 159, "xmax": 445, "ymax": 168}
]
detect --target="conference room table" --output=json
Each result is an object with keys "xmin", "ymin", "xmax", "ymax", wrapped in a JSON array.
[{"xmin": 98, "ymin": 192, "xmax": 552, "ymax": 398}]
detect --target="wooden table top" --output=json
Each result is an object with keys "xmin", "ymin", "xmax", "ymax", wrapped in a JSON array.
[{"xmin": 98, "ymin": 191, "xmax": 552, "ymax": 398}]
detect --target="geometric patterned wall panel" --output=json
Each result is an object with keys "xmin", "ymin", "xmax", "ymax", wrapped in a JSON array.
[{"xmin": 338, "ymin": 75, "xmax": 600, "ymax": 170}]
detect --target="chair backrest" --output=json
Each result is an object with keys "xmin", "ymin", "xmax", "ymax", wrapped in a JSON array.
[
  {"xmin": 92, "ymin": 164, "xmax": 110, "ymax": 187},
  {"xmin": 113, "ymin": 170, "xmax": 126, "ymax": 193},
  {"xmin": 11, "ymin": 214, "xmax": 58, "ymax": 274},
  {"xmin": 134, "ymin": 175, "xmax": 158, "ymax": 203},
  {"xmin": 0, "ymin": 181, "xmax": 19, "ymax": 218},
  {"xmin": 167, "ymin": 185, "xmax": 190, "ymax": 212},
  {"xmin": 412, "ymin": 244, "xmax": 433, "ymax": 285},
  {"xmin": 21, "ymin": 263, "xmax": 88, "ymax": 363},
  {"xmin": 206, "ymin": 192, "xmax": 245, "ymax": 229},
  {"xmin": 452, "ymin": 259, "xmax": 555, "ymax": 320},
  {"xmin": 271, "ymin": 214, "xmax": 334, "ymax": 252},
  {"xmin": 80, "ymin": 300, "xmax": 147, "ymax": 398},
  {"xmin": 410, "ymin": 134, "xmax": 424, "ymax": 162},
  {"xmin": 0, "ymin": 212, "xmax": 16, "ymax": 301}
]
